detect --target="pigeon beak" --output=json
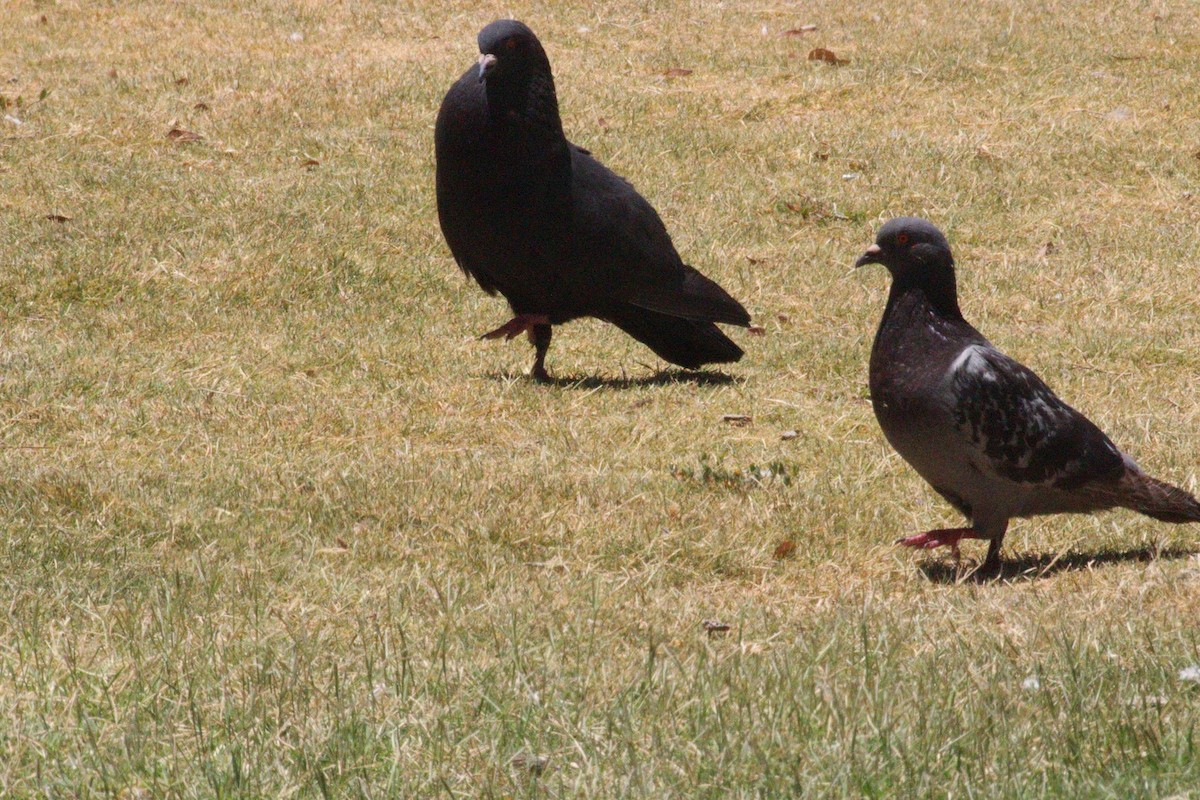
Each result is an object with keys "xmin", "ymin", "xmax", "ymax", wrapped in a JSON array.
[
  {"xmin": 854, "ymin": 244, "xmax": 883, "ymax": 268},
  {"xmin": 477, "ymin": 53, "xmax": 497, "ymax": 82}
]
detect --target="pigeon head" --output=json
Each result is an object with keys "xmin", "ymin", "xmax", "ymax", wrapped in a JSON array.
[
  {"xmin": 476, "ymin": 20, "xmax": 550, "ymax": 84},
  {"xmin": 856, "ymin": 217, "xmax": 961, "ymax": 316},
  {"xmin": 855, "ymin": 217, "xmax": 953, "ymax": 273}
]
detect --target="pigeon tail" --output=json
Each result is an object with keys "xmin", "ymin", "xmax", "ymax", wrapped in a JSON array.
[
  {"xmin": 603, "ymin": 305, "xmax": 743, "ymax": 368},
  {"xmin": 630, "ymin": 265, "xmax": 752, "ymax": 327},
  {"xmin": 1119, "ymin": 472, "xmax": 1200, "ymax": 524}
]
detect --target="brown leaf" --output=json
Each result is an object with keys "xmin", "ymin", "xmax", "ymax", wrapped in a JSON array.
[
  {"xmin": 777, "ymin": 313, "xmax": 791, "ymax": 323},
  {"xmin": 175, "ymin": 76, "xmax": 189, "ymax": 86},
  {"xmin": 107, "ymin": 68, "xmax": 118, "ymax": 79},
  {"xmin": 167, "ymin": 127, "xmax": 202, "ymax": 142},
  {"xmin": 782, "ymin": 196, "xmax": 831, "ymax": 220},
  {"xmin": 1037, "ymin": 241, "xmax": 1056, "ymax": 259},
  {"xmin": 45, "ymin": 213, "xmax": 71, "ymax": 223},
  {"xmin": 808, "ymin": 48, "xmax": 849, "ymax": 66},
  {"xmin": 746, "ymin": 256, "xmax": 766, "ymax": 265},
  {"xmin": 662, "ymin": 68, "xmax": 693, "ymax": 78},
  {"xmin": 780, "ymin": 430, "xmax": 798, "ymax": 441},
  {"xmin": 597, "ymin": 117, "xmax": 609, "ymax": 129},
  {"xmin": 703, "ymin": 620, "xmax": 732, "ymax": 636},
  {"xmin": 748, "ymin": 325, "xmax": 766, "ymax": 336},
  {"xmin": 773, "ymin": 540, "xmax": 797, "ymax": 560},
  {"xmin": 782, "ymin": 25, "xmax": 818, "ymax": 36},
  {"xmin": 335, "ymin": 536, "xmax": 348, "ymax": 549},
  {"xmin": 193, "ymin": 101, "xmax": 210, "ymax": 111},
  {"xmin": 301, "ymin": 158, "xmax": 321, "ymax": 168},
  {"xmin": 510, "ymin": 753, "xmax": 550, "ymax": 775},
  {"xmin": 722, "ymin": 414, "xmax": 752, "ymax": 426}
]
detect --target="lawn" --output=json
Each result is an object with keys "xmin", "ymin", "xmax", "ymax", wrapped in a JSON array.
[{"xmin": 3, "ymin": 0, "xmax": 1200, "ymax": 797}]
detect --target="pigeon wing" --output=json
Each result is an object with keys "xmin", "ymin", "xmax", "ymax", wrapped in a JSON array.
[
  {"xmin": 947, "ymin": 345, "xmax": 1125, "ymax": 491},
  {"xmin": 568, "ymin": 148, "xmax": 750, "ymax": 326}
]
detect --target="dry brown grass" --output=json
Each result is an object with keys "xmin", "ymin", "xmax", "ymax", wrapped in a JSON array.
[{"xmin": 2, "ymin": 0, "xmax": 1200, "ymax": 796}]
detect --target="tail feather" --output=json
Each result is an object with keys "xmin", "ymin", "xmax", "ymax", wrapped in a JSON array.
[
  {"xmin": 1120, "ymin": 472, "xmax": 1200, "ymax": 524},
  {"xmin": 629, "ymin": 265, "xmax": 751, "ymax": 327},
  {"xmin": 602, "ymin": 304, "xmax": 743, "ymax": 369}
]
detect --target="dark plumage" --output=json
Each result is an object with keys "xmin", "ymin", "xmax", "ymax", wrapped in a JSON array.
[
  {"xmin": 857, "ymin": 217, "xmax": 1200, "ymax": 574},
  {"xmin": 435, "ymin": 20, "xmax": 751, "ymax": 381}
]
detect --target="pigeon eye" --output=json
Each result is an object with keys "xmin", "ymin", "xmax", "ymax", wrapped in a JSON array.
[
  {"xmin": 505, "ymin": 37, "xmax": 518, "ymax": 50},
  {"xmin": 896, "ymin": 233, "xmax": 910, "ymax": 246}
]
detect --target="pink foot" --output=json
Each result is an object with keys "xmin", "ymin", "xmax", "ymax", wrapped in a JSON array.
[
  {"xmin": 896, "ymin": 527, "xmax": 986, "ymax": 555},
  {"xmin": 479, "ymin": 314, "xmax": 551, "ymax": 341}
]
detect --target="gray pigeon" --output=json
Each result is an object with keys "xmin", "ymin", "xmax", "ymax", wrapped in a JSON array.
[
  {"xmin": 857, "ymin": 217, "xmax": 1200, "ymax": 574},
  {"xmin": 435, "ymin": 19, "xmax": 751, "ymax": 381}
]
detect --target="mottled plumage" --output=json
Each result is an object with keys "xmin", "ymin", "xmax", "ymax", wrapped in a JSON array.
[
  {"xmin": 435, "ymin": 20, "xmax": 751, "ymax": 381},
  {"xmin": 858, "ymin": 217, "xmax": 1200, "ymax": 573}
]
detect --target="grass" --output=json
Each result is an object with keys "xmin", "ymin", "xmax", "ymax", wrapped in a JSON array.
[{"xmin": 2, "ymin": 0, "xmax": 1200, "ymax": 796}]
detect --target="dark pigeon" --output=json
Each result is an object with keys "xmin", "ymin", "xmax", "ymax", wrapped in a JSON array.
[
  {"xmin": 435, "ymin": 19, "xmax": 751, "ymax": 381},
  {"xmin": 857, "ymin": 217, "xmax": 1200, "ymax": 574}
]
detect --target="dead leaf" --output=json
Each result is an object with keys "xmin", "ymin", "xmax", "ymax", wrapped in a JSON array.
[
  {"xmin": 662, "ymin": 68, "xmax": 693, "ymax": 78},
  {"xmin": 773, "ymin": 540, "xmax": 797, "ymax": 560},
  {"xmin": 1037, "ymin": 241, "xmax": 1055, "ymax": 259},
  {"xmin": 780, "ymin": 430, "xmax": 798, "ymax": 440},
  {"xmin": 167, "ymin": 127, "xmax": 202, "ymax": 142},
  {"xmin": 175, "ymin": 76, "xmax": 189, "ymax": 86},
  {"xmin": 777, "ymin": 313, "xmax": 791, "ymax": 323},
  {"xmin": 301, "ymin": 158, "xmax": 320, "ymax": 168},
  {"xmin": 193, "ymin": 101, "xmax": 210, "ymax": 111},
  {"xmin": 45, "ymin": 213, "xmax": 71, "ymax": 223},
  {"xmin": 335, "ymin": 536, "xmax": 348, "ymax": 549},
  {"xmin": 510, "ymin": 753, "xmax": 550, "ymax": 775},
  {"xmin": 782, "ymin": 25, "xmax": 818, "ymax": 36},
  {"xmin": 808, "ymin": 48, "xmax": 849, "ymax": 66},
  {"xmin": 597, "ymin": 117, "xmax": 609, "ymax": 129},
  {"xmin": 703, "ymin": 620, "xmax": 732, "ymax": 636},
  {"xmin": 782, "ymin": 196, "xmax": 831, "ymax": 220},
  {"xmin": 39, "ymin": 14, "xmax": 48, "ymax": 24},
  {"xmin": 722, "ymin": 414, "xmax": 752, "ymax": 426},
  {"xmin": 108, "ymin": 68, "xmax": 118, "ymax": 79},
  {"xmin": 748, "ymin": 325, "xmax": 766, "ymax": 336},
  {"xmin": 746, "ymin": 256, "xmax": 766, "ymax": 265}
]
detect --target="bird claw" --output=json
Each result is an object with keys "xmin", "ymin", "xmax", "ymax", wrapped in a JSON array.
[
  {"xmin": 896, "ymin": 527, "xmax": 980, "ymax": 551},
  {"xmin": 479, "ymin": 314, "xmax": 552, "ymax": 341}
]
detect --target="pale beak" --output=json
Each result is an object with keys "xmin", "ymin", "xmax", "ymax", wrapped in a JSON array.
[
  {"xmin": 477, "ymin": 53, "xmax": 497, "ymax": 81},
  {"xmin": 854, "ymin": 243, "xmax": 882, "ymax": 268}
]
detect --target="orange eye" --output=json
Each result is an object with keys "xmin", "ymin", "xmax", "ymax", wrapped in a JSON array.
[
  {"xmin": 896, "ymin": 233, "xmax": 910, "ymax": 245},
  {"xmin": 505, "ymin": 38, "xmax": 518, "ymax": 50}
]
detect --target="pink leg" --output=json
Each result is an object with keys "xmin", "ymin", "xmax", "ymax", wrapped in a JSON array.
[
  {"xmin": 895, "ymin": 527, "xmax": 990, "ymax": 557},
  {"xmin": 479, "ymin": 314, "xmax": 552, "ymax": 341}
]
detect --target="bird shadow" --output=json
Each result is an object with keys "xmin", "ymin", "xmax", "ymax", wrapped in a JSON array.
[
  {"xmin": 919, "ymin": 545, "xmax": 1197, "ymax": 585},
  {"xmin": 485, "ymin": 368, "xmax": 741, "ymax": 389}
]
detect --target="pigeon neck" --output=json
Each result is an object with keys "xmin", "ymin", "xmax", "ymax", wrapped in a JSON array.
[
  {"xmin": 886, "ymin": 265, "xmax": 963, "ymax": 321},
  {"xmin": 486, "ymin": 66, "xmax": 564, "ymax": 140}
]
